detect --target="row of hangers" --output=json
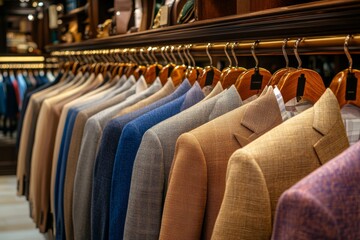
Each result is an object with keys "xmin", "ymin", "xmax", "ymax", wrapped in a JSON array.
[{"xmin": 56, "ymin": 35, "xmax": 359, "ymax": 108}]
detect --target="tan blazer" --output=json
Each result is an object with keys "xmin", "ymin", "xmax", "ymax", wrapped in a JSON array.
[
  {"xmin": 29, "ymin": 74, "xmax": 103, "ymax": 232},
  {"xmin": 211, "ymin": 89, "xmax": 349, "ymax": 240},
  {"xmin": 159, "ymin": 88, "xmax": 283, "ymax": 240}
]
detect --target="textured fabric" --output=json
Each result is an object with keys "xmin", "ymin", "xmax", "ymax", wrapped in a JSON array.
[
  {"xmin": 51, "ymin": 76, "xmax": 137, "ymax": 239},
  {"xmin": 30, "ymin": 72, "xmax": 103, "ymax": 232},
  {"xmin": 78, "ymin": 78, "xmax": 160, "ymax": 240},
  {"xmin": 124, "ymin": 86, "xmax": 241, "ymax": 240},
  {"xmin": 16, "ymin": 72, "xmax": 28, "ymax": 109},
  {"xmin": 68, "ymin": 77, "xmax": 141, "ymax": 240},
  {"xmin": 109, "ymin": 82, "xmax": 205, "ymax": 240},
  {"xmin": 200, "ymin": 81, "xmax": 223, "ymax": 103},
  {"xmin": 341, "ymin": 104, "xmax": 360, "ymax": 145},
  {"xmin": 212, "ymin": 89, "xmax": 350, "ymax": 240},
  {"xmin": 272, "ymin": 141, "xmax": 360, "ymax": 240},
  {"xmin": 159, "ymin": 88, "xmax": 283, "ymax": 240},
  {"xmin": 17, "ymin": 73, "xmax": 73, "ymax": 199}
]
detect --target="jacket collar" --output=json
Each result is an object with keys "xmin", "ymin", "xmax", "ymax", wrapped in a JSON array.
[
  {"xmin": 234, "ymin": 87, "xmax": 283, "ymax": 147},
  {"xmin": 312, "ymin": 89, "xmax": 349, "ymax": 164}
]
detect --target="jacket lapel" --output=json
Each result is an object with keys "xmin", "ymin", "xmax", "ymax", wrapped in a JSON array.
[
  {"xmin": 233, "ymin": 88, "xmax": 283, "ymax": 147},
  {"xmin": 312, "ymin": 89, "xmax": 350, "ymax": 164}
]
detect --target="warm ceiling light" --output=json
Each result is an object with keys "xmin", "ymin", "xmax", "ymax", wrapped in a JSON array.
[
  {"xmin": 27, "ymin": 14, "xmax": 34, "ymax": 21},
  {"xmin": 116, "ymin": 11, "xmax": 121, "ymax": 16},
  {"xmin": 32, "ymin": 1, "xmax": 37, "ymax": 7}
]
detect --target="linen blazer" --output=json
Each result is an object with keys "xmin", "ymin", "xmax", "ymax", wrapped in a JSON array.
[
  {"xmin": 66, "ymin": 78, "xmax": 174, "ymax": 240},
  {"xmin": 17, "ymin": 72, "xmax": 73, "ymax": 199},
  {"xmin": 30, "ymin": 73, "xmax": 103, "ymax": 232},
  {"xmin": 50, "ymin": 75, "xmax": 130, "ymax": 224},
  {"xmin": 62, "ymin": 77, "xmax": 137, "ymax": 240},
  {"xmin": 159, "ymin": 88, "xmax": 283, "ymax": 240},
  {"xmin": 55, "ymin": 77, "xmax": 147, "ymax": 239},
  {"xmin": 76, "ymin": 78, "xmax": 161, "ymax": 240},
  {"xmin": 272, "ymin": 141, "xmax": 360, "ymax": 240},
  {"xmin": 124, "ymin": 86, "xmax": 239, "ymax": 240},
  {"xmin": 211, "ymin": 89, "xmax": 349, "ymax": 240},
  {"xmin": 108, "ymin": 83, "xmax": 205, "ymax": 240}
]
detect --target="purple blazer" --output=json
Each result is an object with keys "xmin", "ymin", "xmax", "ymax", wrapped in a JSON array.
[{"xmin": 272, "ymin": 141, "xmax": 360, "ymax": 240}]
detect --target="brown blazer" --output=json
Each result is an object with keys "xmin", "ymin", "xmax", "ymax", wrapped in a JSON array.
[
  {"xmin": 211, "ymin": 89, "xmax": 349, "ymax": 240},
  {"xmin": 159, "ymin": 88, "xmax": 283, "ymax": 240}
]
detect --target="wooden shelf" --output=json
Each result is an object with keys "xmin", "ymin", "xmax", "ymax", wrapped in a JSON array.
[{"xmin": 46, "ymin": 0, "xmax": 360, "ymax": 52}]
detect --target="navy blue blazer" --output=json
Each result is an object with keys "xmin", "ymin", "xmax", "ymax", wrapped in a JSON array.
[
  {"xmin": 108, "ymin": 83, "xmax": 205, "ymax": 240},
  {"xmin": 91, "ymin": 79, "xmax": 191, "ymax": 240}
]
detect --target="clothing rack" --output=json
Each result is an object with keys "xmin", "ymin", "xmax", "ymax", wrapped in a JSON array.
[{"xmin": 0, "ymin": 56, "xmax": 59, "ymax": 70}]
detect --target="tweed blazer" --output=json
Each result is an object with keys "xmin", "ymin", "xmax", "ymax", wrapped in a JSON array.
[
  {"xmin": 75, "ymin": 78, "xmax": 161, "ymax": 240},
  {"xmin": 55, "ymin": 77, "xmax": 147, "ymax": 239},
  {"xmin": 124, "ymin": 86, "xmax": 239, "ymax": 240},
  {"xmin": 30, "ymin": 73, "xmax": 103, "ymax": 232},
  {"xmin": 50, "ymin": 75, "xmax": 131, "ymax": 224},
  {"xmin": 159, "ymin": 88, "xmax": 284, "ymax": 240},
  {"xmin": 272, "ymin": 141, "xmax": 360, "ymax": 240},
  {"xmin": 108, "ymin": 83, "xmax": 205, "ymax": 240},
  {"xmin": 16, "ymin": 72, "xmax": 73, "ymax": 199},
  {"xmin": 212, "ymin": 89, "xmax": 349, "ymax": 240}
]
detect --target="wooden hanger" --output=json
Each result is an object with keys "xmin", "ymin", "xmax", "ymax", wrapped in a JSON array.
[
  {"xmin": 329, "ymin": 35, "xmax": 360, "ymax": 108},
  {"xmin": 170, "ymin": 45, "xmax": 187, "ymax": 86},
  {"xmin": 198, "ymin": 43, "xmax": 221, "ymax": 88},
  {"xmin": 185, "ymin": 44, "xmax": 202, "ymax": 85},
  {"xmin": 133, "ymin": 48, "xmax": 148, "ymax": 80},
  {"xmin": 269, "ymin": 38, "xmax": 296, "ymax": 87},
  {"xmin": 144, "ymin": 47, "xmax": 163, "ymax": 84},
  {"xmin": 279, "ymin": 38, "xmax": 326, "ymax": 104},
  {"xmin": 158, "ymin": 46, "xmax": 176, "ymax": 85},
  {"xmin": 220, "ymin": 42, "xmax": 246, "ymax": 89},
  {"xmin": 235, "ymin": 41, "xmax": 272, "ymax": 100}
]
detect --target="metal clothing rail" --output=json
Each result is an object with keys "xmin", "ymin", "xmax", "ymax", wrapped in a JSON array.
[
  {"xmin": 0, "ymin": 63, "xmax": 59, "ymax": 69},
  {"xmin": 50, "ymin": 35, "xmax": 360, "ymax": 58}
]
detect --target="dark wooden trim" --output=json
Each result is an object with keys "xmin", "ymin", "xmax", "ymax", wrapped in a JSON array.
[{"xmin": 46, "ymin": 0, "xmax": 360, "ymax": 52}]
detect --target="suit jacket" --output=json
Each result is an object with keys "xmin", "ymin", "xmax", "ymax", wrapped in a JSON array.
[
  {"xmin": 75, "ymin": 78, "xmax": 161, "ymax": 240},
  {"xmin": 16, "ymin": 72, "xmax": 72, "ymax": 199},
  {"xmin": 54, "ymin": 77, "xmax": 148, "ymax": 239},
  {"xmin": 272, "ymin": 141, "xmax": 360, "ymax": 240},
  {"xmin": 212, "ymin": 89, "xmax": 349, "ymax": 240},
  {"xmin": 159, "ymin": 88, "xmax": 283, "ymax": 240},
  {"xmin": 124, "ymin": 86, "xmax": 240, "ymax": 240},
  {"xmin": 30, "ymin": 73, "xmax": 103, "ymax": 232},
  {"xmin": 108, "ymin": 82, "xmax": 205, "ymax": 240}
]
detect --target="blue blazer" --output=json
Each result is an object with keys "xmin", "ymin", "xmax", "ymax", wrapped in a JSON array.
[
  {"xmin": 108, "ymin": 83, "xmax": 204, "ymax": 240},
  {"xmin": 91, "ymin": 80, "xmax": 191, "ymax": 240}
]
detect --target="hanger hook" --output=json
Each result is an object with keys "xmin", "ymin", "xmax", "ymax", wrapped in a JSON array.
[
  {"xmin": 187, "ymin": 44, "xmax": 196, "ymax": 67},
  {"xmin": 183, "ymin": 45, "xmax": 191, "ymax": 66},
  {"xmin": 251, "ymin": 40, "xmax": 259, "ymax": 69},
  {"xmin": 282, "ymin": 38, "xmax": 290, "ymax": 68},
  {"xmin": 206, "ymin": 43, "xmax": 213, "ymax": 66},
  {"xmin": 165, "ymin": 46, "xmax": 172, "ymax": 63},
  {"xmin": 224, "ymin": 42, "xmax": 232, "ymax": 67},
  {"xmin": 231, "ymin": 42, "xmax": 238, "ymax": 67},
  {"xmin": 161, "ymin": 47, "xmax": 167, "ymax": 64},
  {"xmin": 139, "ymin": 48, "xmax": 148, "ymax": 65},
  {"xmin": 151, "ymin": 47, "xmax": 158, "ymax": 63},
  {"xmin": 170, "ymin": 46, "xmax": 178, "ymax": 64},
  {"xmin": 177, "ymin": 45, "xmax": 185, "ymax": 65},
  {"xmin": 344, "ymin": 34, "xmax": 353, "ymax": 72},
  {"xmin": 294, "ymin": 38, "xmax": 303, "ymax": 69}
]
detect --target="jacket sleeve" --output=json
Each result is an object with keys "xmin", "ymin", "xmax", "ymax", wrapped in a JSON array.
[
  {"xmin": 272, "ymin": 189, "xmax": 337, "ymax": 240},
  {"xmin": 124, "ymin": 129, "xmax": 165, "ymax": 240},
  {"xmin": 159, "ymin": 132, "xmax": 207, "ymax": 240},
  {"xmin": 212, "ymin": 148, "xmax": 272, "ymax": 240}
]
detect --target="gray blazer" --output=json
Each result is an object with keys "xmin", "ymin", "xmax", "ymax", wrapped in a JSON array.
[{"xmin": 124, "ymin": 86, "xmax": 242, "ymax": 240}]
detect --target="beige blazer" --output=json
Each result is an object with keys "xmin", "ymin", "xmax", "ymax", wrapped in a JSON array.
[
  {"xmin": 159, "ymin": 88, "xmax": 283, "ymax": 240},
  {"xmin": 29, "ymin": 74, "xmax": 103, "ymax": 232},
  {"xmin": 211, "ymin": 89, "xmax": 349, "ymax": 240}
]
